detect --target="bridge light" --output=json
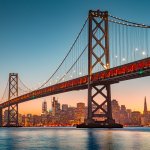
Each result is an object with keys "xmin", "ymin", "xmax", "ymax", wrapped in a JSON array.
[
  {"xmin": 122, "ymin": 58, "xmax": 126, "ymax": 61},
  {"xmin": 106, "ymin": 63, "xmax": 109, "ymax": 67},
  {"xmin": 138, "ymin": 70, "xmax": 144, "ymax": 75},
  {"xmin": 142, "ymin": 51, "xmax": 146, "ymax": 55},
  {"xmin": 104, "ymin": 63, "xmax": 109, "ymax": 69},
  {"xmin": 70, "ymin": 75, "xmax": 73, "ymax": 78},
  {"xmin": 135, "ymin": 48, "xmax": 138, "ymax": 51},
  {"xmin": 104, "ymin": 65, "xmax": 107, "ymax": 69},
  {"xmin": 73, "ymin": 70, "xmax": 76, "ymax": 73},
  {"xmin": 115, "ymin": 55, "xmax": 118, "ymax": 58},
  {"xmin": 79, "ymin": 72, "xmax": 82, "ymax": 75}
]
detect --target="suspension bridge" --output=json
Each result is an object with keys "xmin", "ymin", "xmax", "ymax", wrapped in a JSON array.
[{"xmin": 0, "ymin": 10, "xmax": 150, "ymax": 127}]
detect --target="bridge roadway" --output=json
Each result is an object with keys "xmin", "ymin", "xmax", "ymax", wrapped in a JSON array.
[{"xmin": 1, "ymin": 57, "xmax": 150, "ymax": 109}]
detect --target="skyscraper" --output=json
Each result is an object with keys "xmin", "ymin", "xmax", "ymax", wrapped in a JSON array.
[
  {"xmin": 144, "ymin": 96, "xmax": 148, "ymax": 115},
  {"xmin": 111, "ymin": 99, "xmax": 120, "ymax": 123},
  {"xmin": 52, "ymin": 97, "xmax": 60, "ymax": 116},
  {"xmin": 42, "ymin": 100, "xmax": 47, "ymax": 114},
  {"xmin": 62, "ymin": 104, "xmax": 68, "ymax": 112},
  {"xmin": 76, "ymin": 103, "xmax": 86, "ymax": 123}
]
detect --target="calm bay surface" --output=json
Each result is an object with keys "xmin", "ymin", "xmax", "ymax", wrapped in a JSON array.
[{"xmin": 0, "ymin": 127, "xmax": 150, "ymax": 150}]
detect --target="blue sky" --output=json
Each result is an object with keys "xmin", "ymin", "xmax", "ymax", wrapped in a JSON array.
[{"xmin": 0, "ymin": 0, "xmax": 150, "ymax": 114}]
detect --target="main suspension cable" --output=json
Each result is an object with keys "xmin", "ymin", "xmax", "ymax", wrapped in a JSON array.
[{"xmin": 37, "ymin": 18, "xmax": 88, "ymax": 89}]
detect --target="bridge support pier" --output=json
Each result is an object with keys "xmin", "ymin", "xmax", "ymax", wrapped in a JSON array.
[
  {"xmin": 77, "ymin": 10, "xmax": 123, "ymax": 128},
  {"xmin": 0, "ymin": 108, "xmax": 2, "ymax": 127},
  {"xmin": 77, "ymin": 83, "xmax": 122, "ymax": 128},
  {"xmin": 7, "ymin": 103, "xmax": 19, "ymax": 127}
]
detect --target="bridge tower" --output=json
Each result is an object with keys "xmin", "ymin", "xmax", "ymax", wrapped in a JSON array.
[
  {"xmin": 78, "ymin": 10, "xmax": 122, "ymax": 128},
  {"xmin": 7, "ymin": 73, "xmax": 19, "ymax": 127}
]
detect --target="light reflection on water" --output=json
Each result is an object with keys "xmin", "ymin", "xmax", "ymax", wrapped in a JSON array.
[{"xmin": 0, "ymin": 127, "xmax": 150, "ymax": 150}]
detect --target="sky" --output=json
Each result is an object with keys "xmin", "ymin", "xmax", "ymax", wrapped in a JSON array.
[{"xmin": 0, "ymin": 0, "xmax": 150, "ymax": 115}]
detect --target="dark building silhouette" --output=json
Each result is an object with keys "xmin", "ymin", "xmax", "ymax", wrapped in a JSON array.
[
  {"xmin": 52, "ymin": 97, "xmax": 60, "ymax": 116},
  {"xmin": 144, "ymin": 96, "xmax": 148, "ymax": 115},
  {"xmin": 42, "ymin": 100, "xmax": 47, "ymax": 114}
]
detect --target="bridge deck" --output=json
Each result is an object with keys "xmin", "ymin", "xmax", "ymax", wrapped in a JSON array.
[{"xmin": 1, "ymin": 58, "xmax": 150, "ymax": 109}]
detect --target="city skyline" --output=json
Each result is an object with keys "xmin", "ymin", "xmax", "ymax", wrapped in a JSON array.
[
  {"xmin": 17, "ymin": 94, "xmax": 149, "ymax": 115},
  {"xmin": 3, "ymin": 97, "xmax": 149, "ymax": 127},
  {"xmin": 1, "ymin": 0, "xmax": 150, "ymax": 116}
]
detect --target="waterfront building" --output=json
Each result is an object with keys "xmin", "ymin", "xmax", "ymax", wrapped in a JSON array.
[
  {"xmin": 111, "ymin": 99, "xmax": 120, "ymax": 123},
  {"xmin": 119, "ymin": 105, "xmax": 128, "ymax": 125},
  {"xmin": 143, "ymin": 96, "xmax": 148, "ymax": 115},
  {"xmin": 76, "ymin": 102, "xmax": 86, "ymax": 123},
  {"xmin": 42, "ymin": 100, "xmax": 48, "ymax": 114},
  {"xmin": 131, "ymin": 111, "xmax": 141, "ymax": 125},
  {"xmin": 33, "ymin": 115, "xmax": 42, "ymax": 126},
  {"xmin": 41, "ymin": 114, "xmax": 48, "ymax": 125},
  {"xmin": 18, "ymin": 114, "xmax": 22, "ymax": 125},
  {"xmin": 126, "ymin": 109, "xmax": 132, "ymax": 124},
  {"xmin": 142, "ymin": 97, "xmax": 150, "ymax": 126}
]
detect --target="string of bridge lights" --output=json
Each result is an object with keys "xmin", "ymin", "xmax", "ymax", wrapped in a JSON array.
[
  {"xmin": 113, "ymin": 48, "xmax": 148, "ymax": 67},
  {"xmin": 108, "ymin": 14, "xmax": 150, "ymax": 28}
]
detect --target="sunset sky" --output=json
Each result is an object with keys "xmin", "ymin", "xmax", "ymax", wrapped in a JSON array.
[{"xmin": 0, "ymin": 0, "xmax": 150, "ymax": 115}]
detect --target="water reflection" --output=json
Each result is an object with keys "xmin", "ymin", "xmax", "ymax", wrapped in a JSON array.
[
  {"xmin": 86, "ymin": 129, "xmax": 100, "ymax": 150},
  {"xmin": 0, "ymin": 127, "xmax": 150, "ymax": 150},
  {"xmin": 86, "ymin": 128, "xmax": 150, "ymax": 150},
  {"xmin": 87, "ymin": 129, "xmax": 115, "ymax": 150}
]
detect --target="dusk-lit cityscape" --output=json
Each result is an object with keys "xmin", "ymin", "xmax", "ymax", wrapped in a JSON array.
[
  {"xmin": 1, "ymin": 0, "xmax": 150, "ymax": 149},
  {"xmin": 2, "ymin": 97, "xmax": 149, "ymax": 127}
]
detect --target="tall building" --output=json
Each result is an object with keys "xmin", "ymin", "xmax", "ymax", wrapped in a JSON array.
[
  {"xmin": 131, "ymin": 111, "xmax": 141, "ymax": 125},
  {"xmin": 121, "ymin": 105, "xmax": 126, "ymax": 112},
  {"xmin": 119, "ymin": 105, "xmax": 128, "ymax": 125},
  {"xmin": 42, "ymin": 100, "xmax": 47, "ymax": 114},
  {"xmin": 143, "ymin": 96, "xmax": 148, "ymax": 115},
  {"xmin": 77, "ymin": 103, "xmax": 85, "ymax": 109},
  {"xmin": 142, "ymin": 96, "xmax": 150, "ymax": 126},
  {"xmin": 76, "ymin": 103, "xmax": 86, "ymax": 123},
  {"xmin": 52, "ymin": 97, "xmax": 60, "ymax": 116},
  {"xmin": 112, "ymin": 100, "xmax": 120, "ymax": 112},
  {"xmin": 111, "ymin": 99, "xmax": 120, "ymax": 123},
  {"xmin": 62, "ymin": 104, "xmax": 68, "ymax": 112}
]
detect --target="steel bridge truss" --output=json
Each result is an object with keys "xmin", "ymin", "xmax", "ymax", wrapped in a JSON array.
[
  {"xmin": 87, "ymin": 10, "xmax": 115, "ymax": 125},
  {"xmin": 7, "ymin": 73, "xmax": 19, "ymax": 126}
]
